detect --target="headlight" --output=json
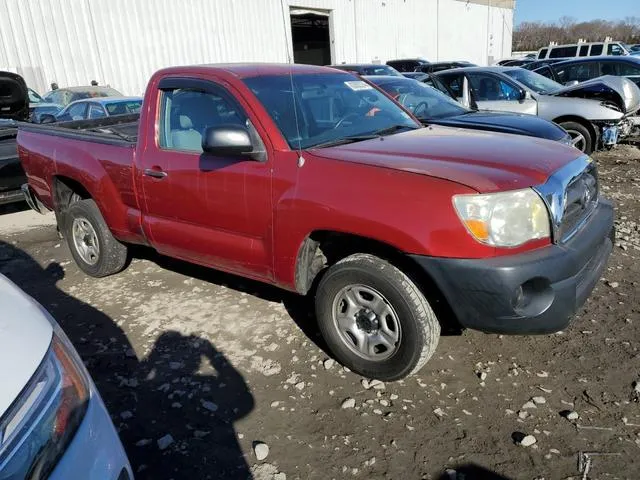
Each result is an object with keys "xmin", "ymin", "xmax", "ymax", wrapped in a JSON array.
[
  {"xmin": 453, "ymin": 188, "xmax": 551, "ymax": 247},
  {"xmin": 559, "ymin": 132, "xmax": 573, "ymax": 146},
  {"xmin": 0, "ymin": 327, "xmax": 89, "ymax": 479}
]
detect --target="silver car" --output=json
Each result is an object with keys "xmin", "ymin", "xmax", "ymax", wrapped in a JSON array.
[{"xmin": 435, "ymin": 66, "xmax": 640, "ymax": 153}]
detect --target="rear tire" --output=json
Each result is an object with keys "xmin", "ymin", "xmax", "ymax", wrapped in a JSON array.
[
  {"xmin": 64, "ymin": 199, "xmax": 128, "ymax": 277},
  {"xmin": 315, "ymin": 253, "xmax": 440, "ymax": 381},
  {"xmin": 559, "ymin": 121, "xmax": 593, "ymax": 154}
]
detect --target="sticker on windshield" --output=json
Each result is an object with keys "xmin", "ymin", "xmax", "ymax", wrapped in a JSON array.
[{"xmin": 344, "ymin": 80, "xmax": 373, "ymax": 91}]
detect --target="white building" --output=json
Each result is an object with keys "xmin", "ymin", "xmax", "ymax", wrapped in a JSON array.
[{"xmin": 0, "ymin": 0, "xmax": 514, "ymax": 96}]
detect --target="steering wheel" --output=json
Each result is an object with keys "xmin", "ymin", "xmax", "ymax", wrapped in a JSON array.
[
  {"xmin": 333, "ymin": 113, "xmax": 361, "ymax": 129},
  {"xmin": 412, "ymin": 101, "xmax": 429, "ymax": 117}
]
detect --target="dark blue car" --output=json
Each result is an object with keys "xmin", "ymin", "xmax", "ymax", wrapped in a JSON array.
[{"xmin": 367, "ymin": 75, "xmax": 572, "ymax": 144}]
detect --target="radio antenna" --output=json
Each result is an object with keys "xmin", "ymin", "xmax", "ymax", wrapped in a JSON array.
[{"xmin": 280, "ymin": 3, "xmax": 305, "ymax": 166}]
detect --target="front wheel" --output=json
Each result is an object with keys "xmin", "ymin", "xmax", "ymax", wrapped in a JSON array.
[
  {"xmin": 64, "ymin": 199, "xmax": 128, "ymax": 277},
  {"xmin": 560, "ymin": 121, "xmax": 593, "ymax": 154},
  {"xmin": 315, "ymin": 253, "xmax": 440, "ymax": 381}
]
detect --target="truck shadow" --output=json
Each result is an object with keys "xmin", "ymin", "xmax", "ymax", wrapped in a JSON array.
[
  {"xmin": 0, "ymin": 240, "xmax": 255, "ymax": 480},
  {"xmin": 132, "ymin": 246, "xmax": 330, "ymax": 351},
  {"xmin": 133, "ymin": 245, "xmax": 463, "ymax": 360},
  {"xmin": 435, "ymin": 464, "xmax": 513, "ymax": 480}
]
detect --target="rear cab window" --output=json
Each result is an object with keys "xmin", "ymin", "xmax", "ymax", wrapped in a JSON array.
[
  {"xmin": 579, "ymin": 45, "xmax": 589, "ymax": 56},
  {"xmin": 538, "ymin": 48, "xmax": 549, "ymax": 59}
]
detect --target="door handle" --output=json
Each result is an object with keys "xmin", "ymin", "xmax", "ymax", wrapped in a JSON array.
[{"xmin": 144, "ymin": 168, "xmax": 168, "ymax": 179}]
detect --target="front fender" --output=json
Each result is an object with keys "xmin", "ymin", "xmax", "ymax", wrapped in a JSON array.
[
  {"xmin": 271, "ymin": 154, "xmax": 491, "ymax": 290},
  {"xmin": 538, "ymin": 96, "xmax": 624, "ymax": 122}
]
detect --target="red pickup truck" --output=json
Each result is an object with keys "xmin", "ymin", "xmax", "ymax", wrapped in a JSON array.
[{"xmin": 19, "ymin": 64, "xmax": 614, "ymax": 380}]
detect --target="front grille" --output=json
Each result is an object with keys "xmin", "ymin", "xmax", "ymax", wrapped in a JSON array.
[{"xmin": 558, "ymin": 162, "xmax": 598, "ymax": 242}]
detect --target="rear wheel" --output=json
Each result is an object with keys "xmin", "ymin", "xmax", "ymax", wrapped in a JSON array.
[
  {"xmin": 560, "ymin": 121, "xmax": 593, "ymax": 154},
  {"xmin": 64, "ymin": 199, "xmax": 128, "ymax": 277},
  {"xmin": 315, "ymin": 253, "xmax": 440, "ymax": 381}
]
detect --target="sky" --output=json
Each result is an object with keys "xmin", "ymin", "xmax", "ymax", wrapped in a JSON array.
[{"xmin": 514, "ymin": 0, "xmax": 639, "ymax": 25}]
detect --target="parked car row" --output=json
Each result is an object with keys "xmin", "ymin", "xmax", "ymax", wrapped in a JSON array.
[
  {"xmin": 330, "ymin": 58, "xmax": 640, "ymax": 153},
  {"xmin": 1, "ymin": 73, "xmax": 140, "ymax": 205}
]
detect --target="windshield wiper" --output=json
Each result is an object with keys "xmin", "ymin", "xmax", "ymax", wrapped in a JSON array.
[
  {"xmin": 310, "ymin": 134, "xmax": 379, "ymax": 149},
  {"xmin": 372, "ymin": 124, "xmax": 420, "ymax": 136}
]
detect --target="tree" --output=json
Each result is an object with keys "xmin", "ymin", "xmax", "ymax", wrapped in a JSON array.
[{"xmin": 513, "ymin": 17, "xmax": 640, "ymax": 51}]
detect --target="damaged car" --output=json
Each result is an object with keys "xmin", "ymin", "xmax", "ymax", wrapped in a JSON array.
[
  {"xmin": 435, "ymin": 66, "xmax": 640, "ymax": 153},
  {"xmin": 0, "ymin": 71, "xmax": 29, "ymax": 205}
]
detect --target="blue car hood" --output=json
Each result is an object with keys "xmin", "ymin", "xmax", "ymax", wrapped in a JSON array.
[{"xmin": 428, "ymin": 110, "xmax": 568, "ymax": 141}]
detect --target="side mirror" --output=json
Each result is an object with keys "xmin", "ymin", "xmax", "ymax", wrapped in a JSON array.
[
  {"xmin": 519, "ymin": 89, "xmax": 532, "ymax": 101},
  {"xmin": 39, "ymin": 114, "xmax": 57, "ymax": 124},
  {"xmin": 202, "ymin": 125, "xmax": 253, "ymax": 157},
  {"xmin": 564, "ymin": 80, "xmax": 579, "ymax": 87}
]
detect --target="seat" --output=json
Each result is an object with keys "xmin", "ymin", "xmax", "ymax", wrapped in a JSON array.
[{"xmin": 171, "ymin": 114, "xmax": 202, "ymax": 151}]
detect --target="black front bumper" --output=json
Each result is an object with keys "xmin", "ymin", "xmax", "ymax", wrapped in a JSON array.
[{"xmin": 412, "ymin": 200, "xmax": 614, "ymax": 334}]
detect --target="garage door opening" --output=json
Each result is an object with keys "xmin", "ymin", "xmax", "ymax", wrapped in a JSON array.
[{"xmin": 290, "ymin": 9, "xmax": 332, "ymax": 65}]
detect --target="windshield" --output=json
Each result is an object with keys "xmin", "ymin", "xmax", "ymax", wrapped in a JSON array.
[
  {"xmin": 361, "ymin": 65, "xmax": 402, "ymax": 77},
  {"xmin": 105, "ymin": 100, "xmax": 142, "ymax": 115},
  {"xmin": 243, "ymin": 73, "xmax": 419, "ymax": 149},
  {"xmin": 28, "ymin": 89, "xmax": 44, "ymax": 103},
  {"xmin": 503, "ymin": 68, "xmax": 563, "ymax": 94},
  {"xmin": 70, "ymin": 87, "xmax": 121, "ymax": 103},
  {"xmin": 371, "ymin": 78, "xmax": 468, "ymax": 120}
]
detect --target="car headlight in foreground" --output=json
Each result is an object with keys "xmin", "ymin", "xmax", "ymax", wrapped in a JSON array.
[
  {"xmin": 0, "ymin": 326, "xmax": 89, "ymax": 480},
  {"xmin": 453, "ymin": 188, "xmax": 551, "ymax": 247}
]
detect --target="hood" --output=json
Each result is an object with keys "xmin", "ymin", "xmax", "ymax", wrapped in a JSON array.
[
  {"xmin": 550, "ymin": 75, "xmax": 640, "ymax": 115},
  {"xmin": 0, "ymin": 274, "xmax": 53, "ymax": 419},
  {"xmin": 310, "ymin": 126, "xmax": 581, "ymax": 193},
  {"xmin": 429, "ymin": 110, "xmax": 568, "ymax": 142},
  {"xmin": 0, "ymin": 72, "xmax": 29, "ymax": 121}
]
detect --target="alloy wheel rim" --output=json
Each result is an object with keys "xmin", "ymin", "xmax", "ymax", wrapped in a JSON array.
[{"xmin": 567, "ymin": 129, "xmax": 587, "ymax": 152}]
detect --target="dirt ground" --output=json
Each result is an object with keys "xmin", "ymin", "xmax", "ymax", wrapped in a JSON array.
[{"xmin": 1, "ymin": 146, "xmax": 640, "ymax": 480}]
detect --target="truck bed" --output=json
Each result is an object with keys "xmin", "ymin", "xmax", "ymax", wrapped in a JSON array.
[{"xmin": 18, "ymin": 114, "xmax": 140, "ymax": 146}]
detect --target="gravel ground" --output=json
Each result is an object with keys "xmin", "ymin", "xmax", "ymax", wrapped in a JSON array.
[{"xmin": 1, "ymin": 146, "xmax": 639, "ymax": 480}]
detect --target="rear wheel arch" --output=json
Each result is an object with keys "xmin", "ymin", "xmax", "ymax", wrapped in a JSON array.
[
  {"xmin": 52, "ymin": 175, "xmax": 92, "ymax": 209},
  {"xmin": 51, "ymin": 175, "xmax": 94, "ymax": 236}
]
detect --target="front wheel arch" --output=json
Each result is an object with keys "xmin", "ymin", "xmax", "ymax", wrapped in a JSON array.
[{"xmin": 553, "ymin": 116, "xmax": 597, "ymax": 153}]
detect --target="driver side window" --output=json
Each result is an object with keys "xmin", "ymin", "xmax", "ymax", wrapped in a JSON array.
[
  {"xmin": 468, "ymin": 73, "xmax": 519, "ymax": 101},
  {"xmin": 438, "ymin": 73, "xmax": 465, "ymax": 99},
  {"xmin": 159, "ymin": 87, "xmax": 247, "ymax": 153}
]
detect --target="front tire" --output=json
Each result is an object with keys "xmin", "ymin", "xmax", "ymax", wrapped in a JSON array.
[
  {"xmin": 560, "ymin": 121, "xmax": 593, "ymax": 154},
  {"xmin": 315, "ymin": 253, "xmax": 440, "ymax": 381},
  {"xmin": 64, "ymin": 199, "xmax": 128, "ymax": 277}
]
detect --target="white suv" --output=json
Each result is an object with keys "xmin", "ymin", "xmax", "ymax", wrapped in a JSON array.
[{"xmin": 537, "ymin": 41, "xmax": 630, "ymax": 59}]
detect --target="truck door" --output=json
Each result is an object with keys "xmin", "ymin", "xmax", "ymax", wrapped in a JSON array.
[
  {"xmin": 466, "ymin": 72, "xmax": 537, "ymax": 115},
  {"xmin": 138, "ymin": 77, "xmax": 274, "ymax": 280}
]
